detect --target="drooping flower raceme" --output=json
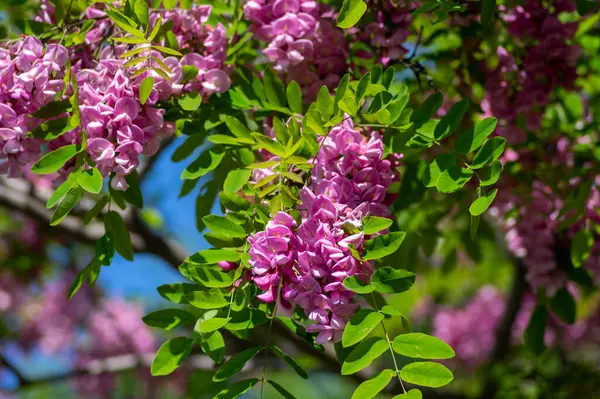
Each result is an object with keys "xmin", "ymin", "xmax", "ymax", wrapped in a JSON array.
[{"xmin": 248, "ymin": 118, "xmax": 398, "ymax": 343}]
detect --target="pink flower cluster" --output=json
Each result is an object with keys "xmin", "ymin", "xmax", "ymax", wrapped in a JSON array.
[
  {"xmin": 248, "ymin": 119, "xmax": 398, "ymax": 344},
  {"xmin": 1, "ymin": 4, "xmax": 230, "ymax": 189},
  {"xmin": 244, "ymin": 0, "xmax": 349, "ymax": 98},
  {"xmin": 483, "ymin": 0, "xmax": 580, "ymax": 143},
  {"xmin": 0, "ymin": 37, "xmax": 68, "ymax": 177}
]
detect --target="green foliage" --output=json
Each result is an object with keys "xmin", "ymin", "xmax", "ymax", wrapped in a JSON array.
[
  {"xmin": 399, "ymin": 362, "xmax": 454, "ymax": 388},
  {"xmin": 151, "ymin": 337, "xmax": 194, "ymax": 376},
  {"xmin": 351, "ymin": 369, "xmax": 394, "ymax": 399},
  {"xmin": 213, "ymin": 347, "xmax": 262, "ymax": 382},
  {"xmin": 392, "ymin": 333, "xmax": 455, "ymax": 359}
]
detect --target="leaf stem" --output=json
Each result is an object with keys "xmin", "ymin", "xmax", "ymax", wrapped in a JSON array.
[{"xmin": 260, "ymin": 277, "xmax": 283, "ymax": 398}]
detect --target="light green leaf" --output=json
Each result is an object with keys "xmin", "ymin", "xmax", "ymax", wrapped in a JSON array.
[
  {"xmin": 400, "ymin": 362, "xmax": 454, "ymax": 388},
  {"xmin": 469, "ymin": 189, "xmax": 498, "ymax": 216},
  {"xmin": 225, "ymin": 309, "xmax": 269, "ymax": 330},
  {"xmin": 371, "ymin": 267, "xmax": 416, "ymax": 294},
  {"xmin": 157, "ymin": 283, "xmax": 198, "ymax": 304},
  {"xmin": 31, "ymin": 144, "xmax": 78, "ymax": 174},
  {"xmin": 392, "ymin": 388, "xmax": 423, "ymax": 399},
  {"xmin": 151, "ymin": 337, "xmax": 193, "ymax": 376},
  {"xmin": 199, "ymin": 330, "xmax": 225, "ymax": 364},
  {"xmin": 436, "ymin": 166, "xmax": 473, "ymax": 193},
  {"xmin": 317, "ymin": 86, "xmax": 333, "ymax": 120},
  {"xmin": 363, "ymin": 232, "xmax": 407, "ymax": 260},
  {"xmin": 342, "ymin": 309, "xmax": 384, "ymax": 348},
  {"xmin": 422, "ymin": 154, "xmax": 456, "ymax": 188},
  {"xmin": 480, "ymin": 160, "xmax": 502, "ymax": 187},
  {"xmin": 134, "ymin": 0, "xmax": 149, "ymax": 29},
  {"xmin": 198, "ymin": 317, "xmax": 231, "ymax": 333},
  {"xmin": 222, "ymin": 115, "xmax": 254, "ymax": 140},
  {"xmin": 362, "ymin": 216, "xmax": 393, "ymax": 235},
  {"xmin": 337, "ymin": 0, "xmax": 367, "ymax": 29},
  {"xmin": 355, "ymin": 73, "xmax": 371, "ymax": 105},
  {"xmin": 341, "ymin": 337, "xmax": 388, "ymax": 375},
  {"xmin": 339, "ymin": 96, "xmax": 358, "ymax": 116},
  {"xmin": 142, "ymin": 309, "xmax": 195, "ymax": 330},
  {"xmin": 47, "ymin": 169, "xmax": 83, "ymax": 209},
  {"xmin": 180, "ymin": 263, "xmax": 234, "ymax": 287},
  {"xmin": 263, "ymin": 69, "xmax": 286, "ymax": 106},
  {"xmin": 78, "ymin": 168, "xmax": 103, "ymax": 194},
  {"xmin": 202, "ymin": 215, "xmax": 247, "ymax": 238},
  {"xmin": 392, "ymin": 333, "xmax": 455, "ymax": 359},
  {"xmin": 471, "ymin": 137, "xmax": 506, "ymax": 169},
  {"xmin": 178, "ymin": 92, "xmax": 202, "ymax": 111},
  {"xmin": 105, "ymin": 9, "xmax": 145, "ymax": 39},
  {"xmin": 343, "ymin": 276, "xmax": 376, "ymax": 294},
  {"xmin": 224, "ymin": 169, "xmax": 252, "ymax": 193},
  {"xmin": 286, "ymin": 80, "xmax": 303, "ymax": 114},
  {"xmin": 213, "ymin": 347, "xmax": 262, "ymax": 382},
  {"xmin": 139, "ymin": 76, "xmax": 154, "ymax": 105},
  {"xmin": 186, "ymin": 289, "xmax": 229, "ymax": 309},
  {"xmin": 351, "ymin": 369, "xmax": 394, "ymax": 399}
]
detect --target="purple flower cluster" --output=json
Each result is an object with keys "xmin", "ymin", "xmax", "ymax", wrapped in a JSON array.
[
  {"xmin": 0, "ymin": 37, "xmax": 68, "ymax": 177},
  {"xmin": 483, "ymin": 0, "xmax": 580, "ymax": 143},
  {"xmin": 248, "ymin": 119, "xmax": 398, "ymax": 344}
]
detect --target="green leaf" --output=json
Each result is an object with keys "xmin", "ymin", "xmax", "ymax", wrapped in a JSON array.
[
  {"xmin": 286, "ymin": 80, "xmax": 303, "ymax": 114},
  {"xmin": 95, "ymin": 233, "xmax": 114, "ymax": 266},
  {"xmin": 198, "ymin": 317, "xmax": 231, "ymax": 333},
  {"xmin": 400, "ymin": 362, "xmax": 454, "ymax": 388},
  {"xmin": 481, "ymin": 0, "xmax": 496, "ymax": 26},
  {"xmin": 392, "ymin": 389, "xmax": 423, "ymax": 399},
  {"xmin": 337, "ymin": 0, "xmax": 368, "ymax": 28},
  {"xmin": 355, "ymin": 73, "xmax": 371, "ymax": 105},
  {"xmin": 213, "ymin": 346, "xmax": 262, "ymax": 382},
  {"xmin": 104, "ymin": 9, "xmax": 145, "ymax": 39},
  {"xmin": 480, "ymin": 160, "xmax": 502, "ymax": 187},
  {"xmin": 202, "ymin": 215, "xmax": 247, "ymax": 238},
  {"xmin": 341, "ymin": 337, "xmax": 388, "ymax": 375},
  {"xmin": 153, "ymin": 45, "xmax": 183, "ymax": 56},
  {"xmin": 392, "ymin": 333, "xmax": 455, "ymax": 359},
  {"xmin": 576, "ymin": 0, "xmax": 597, "ymax": 16},
  {"xmin": 342, "ymin": 309, "xmax": 384, "ymax": 348},
  {"xmin": 550, "ymin": 288, "xmax": 577, "ymax": 325},
  {"xmin": 264, "ymin": 69, "xmax": 286, "ymax": 106},
  {"xmin": 470, "ymin": 214, "xmax": 480, "ymax": 240},
  {"xmin": 469, "ymin": 189, "xmax": 498, "ymax": 216},
  {"xmin": 422, "ymin": 154, "xmax": 456, "ymax": 188},
  {"xmin": 47, "ymin": 169, "xmax": 82, "ymax": 209},
  {"xmin": 225, "ymin": 309, "xmax": 269, "ymax": 330},
  {"xmin": 31, "ymin": 144, "xmax": 78, "ymax": 174},
  {"xmin": 334, "ymin": 74, "xmax": 350, "ymax": 113},
  {"xmin": 252, "ymin": 133, "xmax": 287, "ymax": 157},
  {"xmin": 199, "ymin": 330, "xmax": 225, "ymax": 364},
  {"xmin": 148, "ymin": 15, "xmax": 162, "ymax": 41},
  {"xmin": 180, "ymin": 264, "xmax": 234, "ymax": 288},
  {"xmin": 471, "ymin": 137, "xmax": 506, "ymax": 169},
  {"xmin": 339, "ymin": 96, "xmax": 358, "ymax": 116},
  {"xmin": 268, "ymin": 380, "xmax": 298, "ymax": 399},
  {"xmin": 181, "ymin": 150, "xmax": 225, "ymax": 180},
  {"xmin": 434, "ymin": 99, "xmax": 468, "ymax": 140},
  {"xmin": 213, "ymin": 379, "xmax": 259, "ymax": 399},
  {"xmin": 139, "ymin": 76, "xmax": 154, "ymax": 105},
  {"xmin": 151, "ymin": 337, "xmax": 194, "ymax": 376},
  {"xmin": 362, "ymin": 216, "xmax": 393, "ymax": 235},
  {"xmin": 67, "ymin": 263, "xmax": 90, "ymax": 300},
  {"xmin": 178, "ymin": 92, "xmax": 202, "ymax": 111},
  {"xmin": 302, "ymin": 109, "xmax": 326, "ymax": 136},
  {"xmin": 317, "ymin": 86, "xmax": 333, "ymax": 120},
  {"xmin": 524, "ymin": 305, "xmax": 548, "ymax": 355},
  {"xmin": 51, "ymin": 187, "xmax": 84, "ymax": 226},
  {"xmin": 104, "ymin": 211, "xmax": 134, "ymax": 261},
  {"xmin": 31, "ymin": 99, "xmax": 71, "ymax": 119},
  {"xmin": 571, "ymin": 229, "xmax": 594, "ymax": 268},
  {"xmin": 134, "ymin": 0, "xmax": 149, "ymax": 29},
  {"xmin": 224, "ymin": 169, "xmax": 252, "ymax": 193},
  {"xmin": 343, "ymin": 276, "xmax": 376, "ymax": 294},
  {"xmin": 142, "ymin": 309, "xmax": 195, "ymax": 330},
  {"xmin": 157, "ymin": 283, "xmax": 198, "ymax": 304},
  {"xmin": 363, "ymin": 232, "xmax": 407, "ymax": 260},
  {"xmin": 78, "ymin": 168, "xmax": 103, "ymax": 194},
  {"xmin": 411, "ymin": 92, "xmax": 443, "ymax": 128},
  {"xmin": 455, "ymin": 117, "xmax": 498, "ymax": 154},
  {"xmin": 371, "ymin": 267, "xmax": 416, "ymax": 294},
  {"xmin": 272, "ymin": 346, "xmax": 309, "ymax": 379},
  {"xmin": 436, "ymin": 166, "xmax": 473, "ymax": 193},
  {"xmin": 186, "ymin": 289, "xmax": 229, "ymax": 309},
  {"xmin": 351, "ymin": 369, "xmax": 394, "ymax": 399}
]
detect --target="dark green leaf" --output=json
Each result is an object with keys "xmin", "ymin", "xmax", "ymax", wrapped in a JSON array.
[
  {"xmin": 471, "ymin": 137, "xmax": 506, "ymax": 169},
  {"xmin": 51, "ymin": 187, "xmax": 84, "ymax": 226},
  {"xmin": 436, "ymin": 166, "xmax": 473, "ymax": 193},
  {"xmin": 213, "ymin": 378, "xmax": 259, "ymax": 399},
  {"xmin": 422, "ymin": 154, "xmax": 456, "ymax": 188},
  {"xmin": 264, "ymin": 69, "xmax": 286, "ymax": 106},
  {"xmin": 180, "ymin": 263, "xmax": 234, "ymax": 288},
  {"xmin": 411, "ymin": 92, "xmax": 443, "ymax": 128},
  {"xmin": 268, "ymin": 380, "xmax": 298, "ymax": 399},
  {"xmin": 355, "ymin": 73, "xmax": 371, "ymax": 105},
  {"xmin": 157, "ymin": 283, "xmax": 199, "ymax": 304},
  {"xmin": 225, "ymin": 309, "xmax": 269, "ymax": 330},
  {"xmin": 481, "ymin": 0, "xmax": 496, "ymax": 26},
  {"xmin": 181, "ymin": 150, "xmax": 225, "ymax": 180},
  {"xmin": 104, "ymin": 211, "xmax": 134, "ymax": 261},
  {"xmin": 434, "ymin": 99, "xmax": 468, "ymax": 139},
  {"xmin": 371, "ymin": 267, "xmax": 416, "ymax": 294},
  {"xmin": 272, "ymin": 345, "xmax": 309, "ymax": 379},
  {"xmin": 187, "ymin": 289, "xmax": 229, "ymax": 309},
  {"xmin": 571, "ymin": 229, "xmax": 594, "ymax": 268},
  {"xmin": 47, "ymin": 169, "xmax": 82, "ymax": 209},
  {"xmin": 551, "ymin": 288, "xmax": 577, "ymax": 325},
  {"xmin": 525, "ymin": 305, "xmax": 548, "ymax": 355},
  {"xmin": 143, "ymin": 309, "xmax": 195, "ymax": 330},
  {"xmin": 455, "ymin": 117, "xmax": 498, "ymax": 154},
  {"xmin": 213, "ymin": 346, "xmax": 262, "ymax": 382},
  {"xmin": 480, "ymin": 160, "xmax": 502, "ymax": 187}
]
